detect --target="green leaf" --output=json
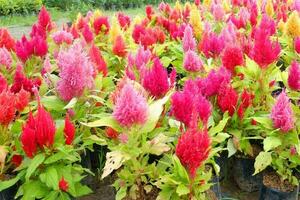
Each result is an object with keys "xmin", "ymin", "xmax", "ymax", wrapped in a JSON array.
[
  {"xmin": 40, "ymin": 166, "xmax": 58, "ymax": 190},
  {"xmin": 82, "ymin": 116, "xmax": 122, "ymax": 132},
  {"xmin": 0, "ymin": 171, "xmax": 25, "ymax": 192},
  {"xmin": 254, "ymin": 152, "xmax": 272, "ymax": 175},
  {"xmin": 63, "ymin": 98, "xmax": 77, "ymax": 109},
  {"xmin": 74, "ymin": 183, "xmax": 92, "ymax": 197},
  {"xmin": 213, "ymin": 132, "xmax": 230, "ymax": 143},
  {"xmin": 41, "ymin": 96, "xmax": 65, "ymax": 111},
  {"xmin": 116, "ymin": 187, "xmax": 127, "ymax": 200},
  {"xmin": 176, "ymin": 184, "xmax": 190, "ymax": 196},
  {"xmin": 209, "ymin": 114, "xmax": 230, "ymax": 136},
  {"xmin": 252, "ymin": 117, "xmax": 273, "ymax": 129},
  {"xmin": 140, "ymin": 92, "xmax": 172, "ymax": 133},
  {"xmin": 85, "ymin": 135, "xmax": 107, "ymax": 146},
  {"xmin": 44, "ymin": 191, "xmax": 59, "ymax": 200},
  {"xmin": 263, "ymin": 136, "xmax": 282, "ymax": 152},
  {"xmin": 22, "ymin": 180, "xmax": 49, "ymax": 200},
  {"xmin": 227, "ymin": 138, "xmax": 237, "ymax": 157},
  {"xmin": 26, "ymin": 154, "xmax": 45, "ymax": 180}
]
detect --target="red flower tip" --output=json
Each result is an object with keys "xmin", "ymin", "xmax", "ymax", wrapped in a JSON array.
[
  {"xmin": 217, "ymin": 85, "xmax": 238, "ymax": 116},
  {"xmin": 105, "ymin": 127, "xmax": 119, "ymax": 139},
  {"xmin": 112, "ymin": 35, "xmax": 127, "ymax": 57},
  {"xmin": 11, "ymin": 155, "xmax": 23, "ymax": 167},
  {"xmin": 59, "ymin": 177, "xmax": 69, "ymax": 192},
  {"xmin": 176, "ymin": 129, "xmax": 211, "ymax": 178},
  {"xmin": 64, "ymin": 113, "xmax": 75, "ymax": 145}
]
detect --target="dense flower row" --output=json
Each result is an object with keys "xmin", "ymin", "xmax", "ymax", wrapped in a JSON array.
[{"xmin": 0, "ymin": 0, "xmax": 300, "ymax": 199}]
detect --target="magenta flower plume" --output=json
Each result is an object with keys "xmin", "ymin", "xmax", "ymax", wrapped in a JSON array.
[
  {"xmin": 170, "ymin": 80, "xmax": 212, "ymax": 127},
  {"xmin": 52, "ymin": 30, "xmax": 73, "ymax": 45},
  {"xmin": 222, "ymin": 45, "xmax": 244, "ymax": 74},
  {"xmin": 199, "ymin": 31, "xmax": 225, "ymax": 58},
  {"xmin": 197, "ymin": 67, "xmax": 231, "ymax": 97},
  {"xmin": 182, "ymin": 25, "xmax": 196, "ymax": 52},
  {"xmin": 57, "ymin": 43, "xmax": 94, "ymax": 101},
  {"xmin": 250, "ymin": 16, "xmax": 280, "ymax": 68},
  {"xmin": 271, "ymin": 91, "xmax": 295, "ymax": 133},
  {"xmin": 295, "ymin": 37, "xmax": 300, "ymax": 54},
  {"xmin": 113, "ymin": 82, "xmax": 148, "ymax": 127},
  {"xmin": 176, "ymin": 129, "xmax": 211, "ymax": 178},
  {"xmin": 288, "ymin": 61, "xmax": 300, "ymax": 91},
  {"xmin": 142, "ymin": 58, "xmax": 170, "ymax": 98},
  {"xmin": 217, "ymin": 84, "xmax": 238, "ymax": 116},
  {"xmin": 184, "ymin": 50, "xmax": 203, "ymax": 72},
  {"xmin": 135, "ymin": 46, "xmax": 151, "ymax": 70}
]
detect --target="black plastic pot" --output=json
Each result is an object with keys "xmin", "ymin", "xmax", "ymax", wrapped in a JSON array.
[
  {"xmin": 0, "ymin": 182, "xmax": 18, "ymax": 200},
  {"xmin": 233, "ymin": 157, "xmax": 262, "ymax": 192},
  {"xmin": 259, "ymin": 184, "xmax": 299, "ymax": 200},
  {"xmin": 215, "ymin": 151, "xmax": 228, "ymax": 182},
  {"xmin": 210, "ymin": 176, "xmax": 222, "ymax": 200}
]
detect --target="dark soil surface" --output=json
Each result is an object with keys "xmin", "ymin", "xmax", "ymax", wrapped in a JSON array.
[{"xmin": 263, "ymin": 171, "xmax": 296, "ymax": 192}]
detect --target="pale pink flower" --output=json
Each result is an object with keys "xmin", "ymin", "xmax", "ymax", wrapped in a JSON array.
[
  {"xmin": 52, "ymin": 30, "xmax": 73, "ymax": 45},
  {"xmin": 0, "ymin": 47, "xmax": 12, "ymax": 69},
  {"xmin": 211, "ymin": 3, "xmax": 225, "ymax": 21},
  {"xmin": 57, "ymin": 43, "xmax": 94, "ymax": 101},
  {"xmin": 271, "ymin": 91, "xmax": 295, "ymax": 133},
  {"xmin": 183, "ymin": 25, "xmax": 196, "ymax": 52},
  {"xmin": 113, "ymin": 83, "xmax": 148, "ymax": 127},
  {"xmin": 184, "ymin": 50, "xmax": 203, "ymax": 72}
]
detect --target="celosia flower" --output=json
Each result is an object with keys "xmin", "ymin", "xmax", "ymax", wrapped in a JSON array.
[
  {"xmin": 82, "ymin": 24, "xmax": 94, "ymax": 43},
  {"xmin": 183, "ymin": 50, "xmax": 203, "ymax": 72},
  {"xmin": 89, "ymin": 44, "xmax": 107, "ymax": 76},
  {"xmin": 118, "ymin": 133, "xmax": 129, "ymax": 144},
  {"xmin": 240, "ymin": 89, "xmax": 253, "ymax": 109},
  {"xmin": 117, "ymin": 12, "xmax": 131, "ymax": 29},
  {"xmin": 135, "ymin": 46, "xmax": 152, "ymax": 70},
  {"xmin": 199, "ymin": 31, "xmax": 225, "ymax": 58},
  {"xmin": 0, "ymin": 91, "xmax": 16, "ymax": 125},
  {"xmin": 217, "ymin": 85, "xmax": 238, "ymax": 116},
  {"xmin": 189, "ymin": 7, "xmax": 203, "ymax": 39},
  {"xmin": 38, "ymin": 6, "xmax": 52, "ymax": 31},
  {"xmin": 176, "ymin": 129, "xmax": 211, "ymax": 178},
  {"xmin": 105, "ymin": 127, "xmax": 118, "ymax": 139},
  {"xmin": 10, "ymin": 65, "xmax": 41, "ymax": 94},
  {"xmin": 52, "ymin": 30, "xmax": 73, "ymax": 45},
  {"xmin": 170, "ymin": 80, "xmax": 212, "ymax": 127},
  {"xmin": 59, "ymin": 177, "xmax": 69, "ymax": 192},
  {"xmin": 15, "ymin": 89, "xmax": 30, "ymax": 112},
  {"xmin": 222, "ymin": 45, "xmax": 244, "ymax": 74},
  {"xmin": 32, "ymin": 36, "xmax": 48, "ymax": 57},
  {"xmin": 11, "ymin": 155, "xmax": 22, "ymax": 167},
  {"xmin": 57, "ymin": 43, "xmax": 94, "ymax": 101},
  {"xmin": 0, "ymin": 47, "xmax": 12, "ymax": 69},
  {"xmin": 295, "ymin": 37, "xmax": 300, "ymax": 54},
  {"xmin": 211, "ymin": 2, "xmax": 225, "ymax": 21},
  {"xmin": 34, "ymin": 104, "xmax": 56, "ymax": 148},
  {"xmin": 250, "ymin": 28, "xmax": 281, "ymax": 68},
  {"xmin": 285, "ymin": 11, "xmax": 300, "ymax": 38},
  {"xmin": 271, "ymin": 91, "xmax": 295, "ymax": 133},
  {"xmin": 145, "ymin": 5, "xmax": 154, "ymax": 20},
  {"xmin": 16, "ymin": 35, "xmax": 34, "ymax": 62},
  {"xmin": 197, "ymin": 67, "xmax": 231, "ymax": 97},
  {"xmin": 113, "ymin": 82, "xmax": 148, "ymax": 127},
  {"xmin": 0, "ymin": 28, "xmax": 15, "ymax": 51},
  {"xmin": 21, "ymin": 113, "xmax": 37, "ymax": 158},
  {"xmin": 142, "ymin": 58, "xmax": 170, "ymax": 98},
  {"xmin": 30, "ymin": 24, "xmax": 46, "ymax": 39},
  {"xmin": 112, "ymin": 35, "xmax": 127, "ymax": 57},
  {"xmin": 64, "ymin": 113, "xmax": 75, "ymax": 145},
  {"xmin": 0, "ymin": 74, "xmax": 7, "ymax": 93},
  {"xmin": 182, "ymin": 25, "xmax": 196, "ymax": 52},
  {"xmin": 288, "ymin": 61, "xmax": 300, "ymax": 91},
  {"xmin": 93, "ymin": 16, "xmax": 110, "ymax": 34}
]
